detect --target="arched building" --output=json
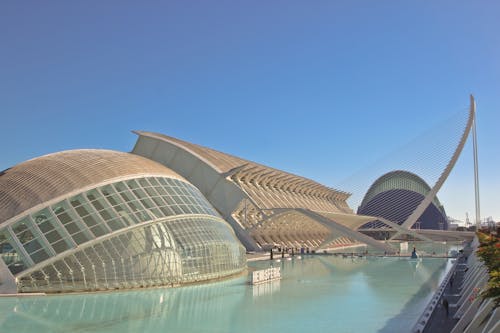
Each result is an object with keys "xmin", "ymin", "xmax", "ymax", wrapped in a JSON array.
[
  {"xmin": 357, "ymin": 170, "xmax": 448, "ymax": 231},
  {"xmin": 0, "ymin": 150, "xmax": 245, "ymax": 293},
  {"xmin": 132, "ymin": 131, "xmax": 396, "ymax": 254}
]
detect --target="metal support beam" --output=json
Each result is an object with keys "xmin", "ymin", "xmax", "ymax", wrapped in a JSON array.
[{"xmin": 295, "ymin": 209, "xmax": 396, "ymax": 253}]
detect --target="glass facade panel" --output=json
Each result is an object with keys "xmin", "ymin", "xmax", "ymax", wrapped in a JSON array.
[
  {"xmin": 113, "ymin": 183, "xmax": 150, "ymax": 223},
  {"xmin": 12, "ymin": 218, "xmax": 50, "ymax": 264},
  {"xmin": 0, "ymin": 231, "xmax": 27, "ymax": 274},
  {"xmin": 17, "ymin": 216, "xmax": 245, "ymax": 293},
  {"xmin": 52, "ymin": 201, "xmax": 91, "ymax": 245},
  {"xmin": 32, "ymin": 208, "xmax": 70, "ymax": 254}
]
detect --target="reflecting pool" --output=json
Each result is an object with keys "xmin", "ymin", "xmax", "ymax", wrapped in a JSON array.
[{"xmin": 0, "ymin": 256, "xmax": 452, "ymax": 333}]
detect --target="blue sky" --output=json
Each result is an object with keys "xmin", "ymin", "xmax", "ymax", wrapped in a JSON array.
[{"xmin": 1, "ymin": 1, "xmax": 499, "ymax": 221}]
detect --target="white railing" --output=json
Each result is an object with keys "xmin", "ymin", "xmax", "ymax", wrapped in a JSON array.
[{"xmin": 412, "ymin": 258, "xmax": 459, "ymax": 333}]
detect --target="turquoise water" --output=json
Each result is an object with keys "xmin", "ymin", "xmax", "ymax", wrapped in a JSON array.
[{"xmin": 0, "ymin": 256, "xmax": 451, "ymax": 333}]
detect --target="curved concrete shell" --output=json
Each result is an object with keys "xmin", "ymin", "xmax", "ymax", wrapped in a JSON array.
[
  {"xmin": 0, "ymin": 150, "xmax": 245, "ymax": 293},
  {"xmin": 357, "ymin": 170, "xmax": 447, "ymax": 230}
]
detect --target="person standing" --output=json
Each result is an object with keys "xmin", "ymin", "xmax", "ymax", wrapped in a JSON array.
[{"xmin": 443, "ymin": 298, "xmax": 449, "ymax": 317}]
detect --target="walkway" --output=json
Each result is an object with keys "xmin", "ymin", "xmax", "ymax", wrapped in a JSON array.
[{"xmin": 423, "ymin": 255, "xmax": 467, "ymax": 333}]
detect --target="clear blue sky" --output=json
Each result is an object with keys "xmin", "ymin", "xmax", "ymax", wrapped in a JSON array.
[{"xmin": 1, "ymin": 1, "xmax": 499, "ymax": 221}]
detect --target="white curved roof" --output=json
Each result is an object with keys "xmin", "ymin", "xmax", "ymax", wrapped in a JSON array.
[
  {"xmin": 133, "ymin": 131, "xmax": 250, "ymax": 173},
  {"xmin": 359, "ymin": 170, "xmax": 443, "ymax": 210},
  {"xmin": 134, "ymin": 131, "xmax": 350, "ymax": 202},
  {"xmin": 0, "ymin": 149, "xmax": 186, "ymax": 223}
]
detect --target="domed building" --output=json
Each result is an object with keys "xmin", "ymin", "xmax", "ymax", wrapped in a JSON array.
[
  {"xmin": 357, "ymin": 170, "xmax": 448, "ymax": 230},
  {"xmin": 0, "ymin": 150, "xmax": 245, "ymax": 293}
]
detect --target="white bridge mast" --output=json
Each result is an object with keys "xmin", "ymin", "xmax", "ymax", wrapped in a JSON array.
[{"xmin": 471, "ymin": 95, "xmax": 481, "ymax": 229}]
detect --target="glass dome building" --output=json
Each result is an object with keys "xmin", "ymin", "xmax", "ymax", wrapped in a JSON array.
[{"xmin": 0, "ymin": 150, "xmax": 246, "ymax": 293}]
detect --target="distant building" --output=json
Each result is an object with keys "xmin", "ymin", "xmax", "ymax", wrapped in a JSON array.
[
  {"xmin": 357, "ymin": 170, "xmax": 448, "ymax": 230},
  {"xmin": 447, "ymin": 216, "xmax": 465, "ymax": 231}
]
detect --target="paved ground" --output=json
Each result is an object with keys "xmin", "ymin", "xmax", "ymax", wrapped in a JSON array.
[{"xmin": 423, "ymin": 255, "xmax": 468, "ymax": 333}]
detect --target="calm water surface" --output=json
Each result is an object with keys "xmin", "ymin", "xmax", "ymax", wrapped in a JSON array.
[{"xmin": 0, "ymin": 256, "xmax": 452, "ymax": 333}]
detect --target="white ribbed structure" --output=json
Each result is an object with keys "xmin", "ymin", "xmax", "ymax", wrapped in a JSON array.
[
  {"xmin": 0, "ymin": 149, "xmax": 184, "ymax": 224},
  {"xmin": 359, "ymin": 171, "xmax": 444, "ymax": 211},
  {"xmin": 132, "ymin": 131, "xmax": 397, "ymax": 253}
]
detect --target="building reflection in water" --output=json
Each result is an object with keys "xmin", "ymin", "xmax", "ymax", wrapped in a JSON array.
[
  {"xmin": 0, "ymin": 256, "xmax": 452, "ymax": 333},
  {"xmin": 0, "ymin": 277, "xmax": 247, "ymax": 333}
]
